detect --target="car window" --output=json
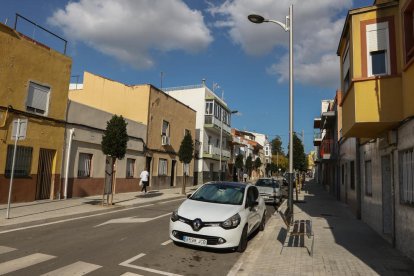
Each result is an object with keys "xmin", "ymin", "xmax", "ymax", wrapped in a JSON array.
[
  {"xmin": 190, "ymin": 183, "xmax": 245, "ymax": 205},
  {"xmin": 255, "ymin": 179, "xmax": 280, "ymax": 188},
  {"xmin": 246, "ymin": 187, "xmax": 258, "ymax": 207}
]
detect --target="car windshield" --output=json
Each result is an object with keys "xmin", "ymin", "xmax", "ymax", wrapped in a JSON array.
[
  {"xmin": 190, "ymin": 183, "xmax": 245, "ymax": 205},
  {"xmin": 255, "ymin": 179, "xmax": 279, "ymax": 188}
]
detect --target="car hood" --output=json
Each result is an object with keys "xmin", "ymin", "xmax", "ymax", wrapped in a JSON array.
[{"xmin": 178, "ymin": 199, "xmax": 242, "ymax": 221}]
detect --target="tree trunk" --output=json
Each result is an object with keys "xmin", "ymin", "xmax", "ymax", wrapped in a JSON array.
[
  {"xmin": 110, "ymin": 157, "xmax": 116, "ymax": 205},
  {"xmin": 181, "ymin": 171, "xmax": 187, "ymax": 195}
]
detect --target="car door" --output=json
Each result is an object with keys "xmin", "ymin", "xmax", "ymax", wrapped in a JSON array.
[{"xmin": 246, "ymin": 186, "xmax": 260, "ymax": 233}]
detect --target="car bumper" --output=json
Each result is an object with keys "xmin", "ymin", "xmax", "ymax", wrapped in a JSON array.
[
  {"xmin": 260, "ymin": 194, "xmax": 280, "ymax": 203},
  {"xmin": 169, "ymin": 220, "xmax": 243, "ymax": 249}
]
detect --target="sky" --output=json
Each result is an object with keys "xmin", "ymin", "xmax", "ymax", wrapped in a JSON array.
[{"xmin": 1, "ymin": 0, "xmax": 374, "ymax": 153}]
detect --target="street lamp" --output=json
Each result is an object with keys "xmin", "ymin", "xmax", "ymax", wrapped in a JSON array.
[
  {"xmin": 219, "ymin": 109, "xmax": 238, "ymax": 181},
  {"xmin": 248, "ymin": 5, "xmax": 294, "ymax": 221}
]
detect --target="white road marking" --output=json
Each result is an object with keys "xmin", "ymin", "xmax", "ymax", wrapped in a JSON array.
[
  {"xmin": 226, "ymin": 260, "xmax": 243, "ymax": 276},
  {"xmin": 161, "ymin": 240, "xmax": 172, "ymax": 246},
  {"xmin": 0, "ymin": 253, "xmax": 55, "ymax": 275},
  {"xmin": 0, "ymin": 199, "xmax": 184, "ymax": 235},
  {"xmin": 41, "ymin": 261, "xmax": 102, "ymax": 276},
  {"xmin": 119, "ymin": 253, "xmax": 183, "ymax": 276},
  {"xmin": 0, "ymin": 246, "xmax": 16, "ymax": 255},
  {"xmin": 95, "ymin": 213, "xmax": 171, "ymax": 227},
  {"xmin": 120, "ymin": 272, "xmax": 144, "ymax": 276}
]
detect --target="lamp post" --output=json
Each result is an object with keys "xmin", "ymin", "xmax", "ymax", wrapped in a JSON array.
[
  {"xmin": 219, "ymin": 109, "xmax": 238, "ymax": 181},
  {"xmin": 248, "ymin": 4, "xmax": 294, "ymax": 221}
]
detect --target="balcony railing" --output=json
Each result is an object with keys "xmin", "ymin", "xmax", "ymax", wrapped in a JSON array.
[
  {"xmin": 320, "ymin": 139, "xmax": 335, "ymax": 159},
  {"xmin": 204, "ymin": 115, "xmax": 231, "ymax": 134},
  {"xmin": 204, "ymin": 145, "xmax": 231, "ymax": 159}
]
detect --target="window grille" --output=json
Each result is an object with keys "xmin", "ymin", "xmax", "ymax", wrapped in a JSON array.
[
  {"xmin": 158, "ymin": 159, "xmax": 168, "ymax": 176},
  {"xmin": 399, "ymin": 148, "xmax": 414, "ymax": 204},
  {"xmin": 126, "ymin": 158, "xmax": 135, "ymax": 178},
  {"xmin": 5, "ymin": 145, "xmax": 33, "ymax": 177},
  {"xmin": 78, "ymin": 153, "xmax": 92, "ymax": 177}
]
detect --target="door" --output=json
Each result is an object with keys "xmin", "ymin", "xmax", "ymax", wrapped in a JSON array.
[
  {"xmin": 210, "ymin": 163, "xmax": 214, "ymax": 181},
  {"xmin": 146, "ymin": 156, "xmax": 152, "ymax": 186},
  {"xmin": 246, "ymin": 187, "xmax": 260, "ymax": 233},
  {"xmin": 171, "ymin": 160, "xmax": 176, "ymax": 187},
  {"xmin": 36, "ymin": 149, "xmax": 55, "ymax": 200},
  {"xmin": 382, "ymin": 155, "xmax": 393, "ymax": 239}
]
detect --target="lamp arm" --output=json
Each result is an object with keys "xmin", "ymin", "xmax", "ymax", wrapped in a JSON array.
[{"xmin": 266, "ymin": 19, "xmax": 288, "ymax": 32}]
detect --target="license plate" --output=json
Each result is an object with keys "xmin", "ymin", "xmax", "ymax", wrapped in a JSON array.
[{"xmin": 183, "ymin": 236, "xmax": 207, "ymax": 246}]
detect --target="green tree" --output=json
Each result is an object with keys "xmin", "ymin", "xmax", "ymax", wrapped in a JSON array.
[
  {"xmin": 178, "ymin": 132, "xmax": 194, "ymax": 194},
  {"xmin": 271, "ymin": 136, "xmax": 284, "ymax": 155},
  {"xmin": 101, "ymin": 115, "xmax": 129, "ymax": 203},
  {"xmin": 245, "ymin": 155, "xmax": 253, "ymax": 177},
  {"xmin": 254, "ymin": 157, "xmax": 262, "ymax": 170},
  {"xmin": 287, "ymin": 132, "xmax": 306, "ymax": 171}
]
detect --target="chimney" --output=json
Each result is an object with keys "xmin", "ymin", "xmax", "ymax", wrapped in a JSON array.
[{"xmin": 202, "ymin": 79, "xmax": 206, "ymax": 86}]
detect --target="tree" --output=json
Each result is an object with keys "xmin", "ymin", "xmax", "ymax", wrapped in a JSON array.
[
  {"xmin": 235, "ymin": 153, "xmax": 244, "ymax": 181},
  {"xmin": 178, "ymin": 132, "xmax": 194, "ymax": 194},
  {"xmin": 287, "ymin": 132, "xmax": 306, "ymax": 171},
  {"xmin": 254, "ymin": 157, "xmax": 262, "ymax": 171},
  {"xmin": 271, "ymin": 136, "xmax": 284, "ymax": 155},
  {"xmin": 245, "ymin": 155, "xmax": 253, "ymax": 177},
  {"xmin": 272, "ymin": 153, "xmax": 288, "ymax": 172},
  {"xmin": 101, "ymin": 115, "xmax": 129, "ymax": 204}
]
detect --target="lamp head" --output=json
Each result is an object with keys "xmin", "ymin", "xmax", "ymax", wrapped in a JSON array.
[{"xmin": 248, "ymin": 14, "xmax": 265, "ymax": 24}]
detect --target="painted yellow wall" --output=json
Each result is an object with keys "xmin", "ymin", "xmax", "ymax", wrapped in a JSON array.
[
  {"xmin": 0, "ymin": 23, "xmax": 72, "ymax": 201},
  {"xmin": 342, "ymin": 87, "xmax": 356, "ymax": 137},
  {"xmin": 69, "ymin": 72, "xmax": 149, "ymax": 124}
]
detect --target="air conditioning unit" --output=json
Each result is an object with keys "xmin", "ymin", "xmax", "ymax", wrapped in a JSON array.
[{"xmin": 162, "ymin": 135, "xmax": 170, "ymax": 146}]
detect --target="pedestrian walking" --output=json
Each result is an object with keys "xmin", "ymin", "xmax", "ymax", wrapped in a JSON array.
[
  {"xmin": 139, "ymin": 168, "xmax": 149, "ymax": 194},
  {"xmin": 243, "ymin": 172, "xmax": 248, "ymax": 182}
]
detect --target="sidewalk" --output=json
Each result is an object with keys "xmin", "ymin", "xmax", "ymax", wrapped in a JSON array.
[
  {"xmin": 0, "ymin": 185, "xmax": 199, "ymax": 228},
  {"xmin": 230, "ymin": 180, "xmax": 414, "ymax": 276}
]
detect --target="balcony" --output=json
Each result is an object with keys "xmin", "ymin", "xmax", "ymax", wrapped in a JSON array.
[
  {"xmin": 203, "ymin": 145, "xmax": 230, "ymax": 160},
  {"xmin": 313, "ymin": 117, "xmax": 321, "ymax": 129},
  {"xmin": 321, "ymin": 110, "xmax": 336, "ymax": 129},
  {"xmin": 319, "ymin": 139, "xmax": 335, "ymax": 160},
  {"xmin": 342, "ymin": 77, "xmax": 403, "ymax": 138},
  {"xmin": 313, "ymin": 131, "xmax": 322, "ymax": 146},
  {"xmin": 204, "ymin": 115, "xmax": 231, "ymax": 135}
]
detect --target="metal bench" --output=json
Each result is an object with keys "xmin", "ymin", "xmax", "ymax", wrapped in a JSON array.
[{"xmin": 277, "ymin": 201, "xmax": 314, "ymax": 257}]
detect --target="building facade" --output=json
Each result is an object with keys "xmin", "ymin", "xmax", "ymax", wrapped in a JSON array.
[
  {"xmin": 69, "ymin": 72, "xmax": 196, "ymax": 191},
  {"xmin": 335, "ymin": 0, "xmax": 414, "ymax": 261},
  {"xmin": 165, "ymin": 81, "xmax": 233, "ymax": 184},
  {"xmin": 0, "ymin": 22, "xmax": 71, "ymax": 203}
]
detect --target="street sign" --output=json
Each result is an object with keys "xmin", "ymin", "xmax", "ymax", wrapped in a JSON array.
[{"xmin": 11, "ymin": 118, "xmax": 27, "ymax": 140}]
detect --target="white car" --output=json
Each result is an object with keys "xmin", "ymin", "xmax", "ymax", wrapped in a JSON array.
[
  {"xmin": 255, "ymin": 178, "xmax": 282, "ymax": 205},
  {"xmin": 169, "ymin": 182, "xmax": 266, "ymax": 252}
]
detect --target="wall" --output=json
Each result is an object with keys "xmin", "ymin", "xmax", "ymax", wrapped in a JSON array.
[
  {"xmin": 0, "ymin": 23, "xmax": 71, "ymax": 203},
  {"xmin": 339, "ymin": 137, "xmax": 359, "ymax": 215}
]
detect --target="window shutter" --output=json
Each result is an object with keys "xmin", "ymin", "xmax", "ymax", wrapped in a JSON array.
[
  {"xmin": 342, "ymin": 48, "xmax": 350, "ymax": 79},
  {"xmin": 367, "ymin": 27, "xmax": 387, "ymax": 52},
  {"xmin": 27, "ymin": 82, "xmax": 49, "ymax": 112}
]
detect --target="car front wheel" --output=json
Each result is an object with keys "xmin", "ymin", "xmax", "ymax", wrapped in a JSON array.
[{"xmin": 237, "ymin": 225, "xmax": 248, "ymax": 253}]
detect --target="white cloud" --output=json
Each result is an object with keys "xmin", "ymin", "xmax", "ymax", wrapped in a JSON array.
[
  {"xmin": 209, "ymin": 0, "xmax": 353, "ymax": 88},
  {"xmin": 48, "ymin": 0, "xmax": 213, "ymax": 69}
]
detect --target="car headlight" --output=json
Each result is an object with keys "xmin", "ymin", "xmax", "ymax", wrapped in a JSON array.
[
  {"xmin": 221, "ymin": 213, "xmax": 241, "ymax": 229},
  {"xmin": 171, "ymin": 211, "xmax": 179, "ymax": 222}
]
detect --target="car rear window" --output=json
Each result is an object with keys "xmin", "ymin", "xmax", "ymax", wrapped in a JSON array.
[{"xmin": 255, "ymin": 179, "xmax": 280, "ymax": 188}]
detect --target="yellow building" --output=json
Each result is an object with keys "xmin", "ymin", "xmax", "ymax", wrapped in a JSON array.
[
  {"xmin": 0, "ymin": 22, "xmax": 72, "ymax": 203},
  {"xmin": 337, "ymin": 0, "xmax": 414, "ymax": 261},
  {"xmin": 69, "ymin": 72, "xmax": 196, "ymax": 190}
]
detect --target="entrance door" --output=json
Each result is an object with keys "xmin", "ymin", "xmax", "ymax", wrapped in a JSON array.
[
  {"xmin": 146, "ymin": 156, "xmax": 152, "ymax": 186},
  {"xmin": 382, "ymin": 155, "xmax": 393, "ymax": 239},
  {"xmin": 36, "ymin": 149, "xmax": 55, "ymax": 200},
  {"xmin": 210, "ymin": 163, "xmax": 214, "ymax": 181},
  {"xmin": 171, "ymin": 160, "xmax": 176, "ymax": 187}
]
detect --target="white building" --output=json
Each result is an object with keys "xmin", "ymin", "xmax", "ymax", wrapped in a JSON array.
[
  {"xmin": 165, "ymin": 81, "xmax": 234, "ymax": 184},
  {"xmin": 251, "ymin": 132, "xmax": 271, "ymax": 165}
]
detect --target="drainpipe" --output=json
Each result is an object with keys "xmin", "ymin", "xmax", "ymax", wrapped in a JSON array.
[
  {"xmin": 64, "ymin": 128, "xmax": 75, "ymax": 199},
  {"xmin": 356, "ymin": 138, "xmax": 362, "ymax": 220}
]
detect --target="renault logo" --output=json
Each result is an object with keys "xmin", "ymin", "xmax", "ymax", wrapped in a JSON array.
[{"xmin": 192, "ymin": 218, "xmax": 202, "ymax": 231}]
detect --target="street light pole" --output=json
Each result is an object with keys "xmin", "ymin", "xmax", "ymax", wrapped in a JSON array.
[{"xmin": 248, "ymin": 4, "xmax": 294, "ymax": 221}]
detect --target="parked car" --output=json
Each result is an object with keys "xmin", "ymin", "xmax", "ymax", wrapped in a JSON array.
[
  {"xmin": 283, "ymin": 172, "xmax": 295, "ymax": 186},
  {"xmin": 255, "ymin": 178, "xmax": 282, "ymax": 205},
  {"xmin": 169, "ymin": 182, "xmax": 266, "ymax": 252}
]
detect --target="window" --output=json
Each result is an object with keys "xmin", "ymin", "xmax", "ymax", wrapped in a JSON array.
[
  {"xmin": 365, "ymin": 160, "xmax": 372, "ymax": 196},
  {"xmin": 78, "ymin": 153, "xmax": 92, "ymax": 177},
  {"xmin": 341, "ymin": 164, "xmax": 345, "ymax": 185},
  {"xmin": 126, "ymin": 158, "xmax": 135, "ymax": 178},
  {"xmin": 5, "ymin": 145, "xmax": 32, "ymax": 177},
  {"xmin": 26, "ymin": 82, "xmax": 50, "ymax": 115},
  {"xmin": 350, "ymin": 161, "xmax": 355, "ymax": 190},
  {"xmin": 399, "ymin": 148, "xmax": 414, "ymax": 205},
  {"xmin": 403, "ymin": 1, "xmax": 414, "ymax": 63},
  {"xmin": 205, "ymin": 101, "xmax": 213, "ymax": 115},
  {"xmin": 158, "ymin": 159, "xmax": 168, "ymax": 175},
  {"xmin": 366, "ymin": 22, "xmax": 390, "ymax": 76},
  {"xmin": 342, "ymin": 42, "xmax": 350, "ymax": 92},
  {"xmin": 162, "ymin": 120, "xmax": 170, "ymax": 136}
]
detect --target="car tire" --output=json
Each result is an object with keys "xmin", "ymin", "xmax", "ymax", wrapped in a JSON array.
[
  {"xmin": 259, "ymin": 212, "xmax": 266, "ymax": 231},
  {"xmin": 237, "ymin": 225, "xmax": 248, "ymax": 253}
]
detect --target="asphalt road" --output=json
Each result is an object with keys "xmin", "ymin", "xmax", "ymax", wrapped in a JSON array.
[{"xmin": 0, "ymin": 198, "xmax": 277, "ymax": 276}]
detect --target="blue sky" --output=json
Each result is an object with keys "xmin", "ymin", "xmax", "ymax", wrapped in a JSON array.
[{"xmin": 1, "ymin": 0, "xmax": 373, "ymax": 153}]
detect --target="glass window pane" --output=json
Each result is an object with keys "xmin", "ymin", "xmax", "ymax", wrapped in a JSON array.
[{"xmin": 371, "ymin": 50, "xmax": 387, "ymax": 75}]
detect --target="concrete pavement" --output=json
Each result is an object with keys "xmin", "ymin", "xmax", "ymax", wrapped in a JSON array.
[{"xmin": 229, "ymin": 179, "xmax": 414, "ymax": 276}]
